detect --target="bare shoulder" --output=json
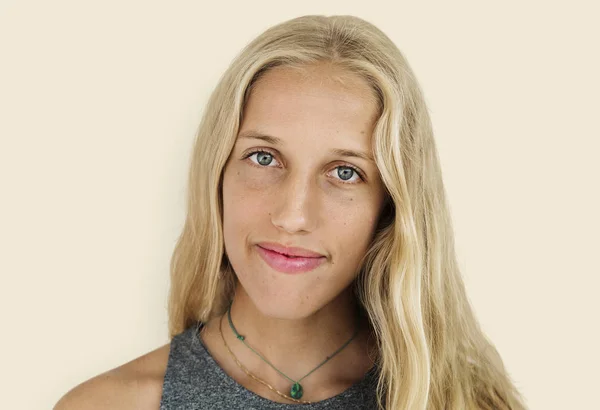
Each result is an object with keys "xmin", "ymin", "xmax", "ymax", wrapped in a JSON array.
[{"xmin": 54, "ymin": 342, "xmax": 171, "ymax": 410}]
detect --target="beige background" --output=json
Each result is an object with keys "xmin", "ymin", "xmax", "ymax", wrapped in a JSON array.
[{"xmin": 1, "ymin": 1, "xmax": 598, "ymax": 409}]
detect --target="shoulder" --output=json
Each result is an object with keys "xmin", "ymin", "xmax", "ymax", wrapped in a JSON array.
[{"xmin": 54, "ymin": 342, "xmax": 171, "ymax": 410}]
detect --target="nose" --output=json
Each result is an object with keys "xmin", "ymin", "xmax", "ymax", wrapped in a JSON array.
[{"xmin": 270, "ymin": 173, "xmax": 318, "ymax": 234}]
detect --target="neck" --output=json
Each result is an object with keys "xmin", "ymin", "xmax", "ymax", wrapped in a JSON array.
[{"xmin": 222, "ymin": 283, "xmax": 375, "ymax": 391}]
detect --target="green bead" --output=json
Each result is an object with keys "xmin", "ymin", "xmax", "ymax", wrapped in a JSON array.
[
  {"xmin": 237, "ymin": 335, "xmax": 245, "ymax": 341},
  {"xmin": 290, "ymin": 382, "xmax": 303, "ymax": 399}
]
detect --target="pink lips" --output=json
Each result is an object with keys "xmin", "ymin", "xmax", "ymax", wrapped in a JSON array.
[{"xmin": 256, "ymin": 245, "xmax": 326, "ymax": 274}]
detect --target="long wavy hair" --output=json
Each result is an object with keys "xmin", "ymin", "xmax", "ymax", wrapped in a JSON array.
[{"xmin": 166, "ymin": 14, "xmax": 527, "ymax": 410}]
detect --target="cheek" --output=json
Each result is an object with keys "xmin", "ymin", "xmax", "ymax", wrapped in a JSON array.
[
  {"xmin": 222, "ymin": 167, "xmax": 272, "ymax": 246},
  {"xmin": 223, "ymin": 168, "xmax": 274, "ymax": 218},
  {"xmin": 330, "ymin": 208, "xmax": 379, "ymax": 262}
]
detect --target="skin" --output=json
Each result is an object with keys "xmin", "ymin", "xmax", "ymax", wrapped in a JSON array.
[
  {"xmin": 199, "ymin": 62, "xmax": 388, "ymax": 403},
  {"xmin": 53, "ymin": 62, "xmax": 388, "ymax": 409}
]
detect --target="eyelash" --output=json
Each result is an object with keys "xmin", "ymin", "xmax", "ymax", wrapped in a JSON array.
[{"xmin": 243, "ymin": 149, "xmax": 366, "ymax": 184}]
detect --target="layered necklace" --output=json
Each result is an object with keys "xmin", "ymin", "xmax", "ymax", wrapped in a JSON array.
[{"xmin": 220, "ymin": 303, "xmax": 360, "ymax": 403}]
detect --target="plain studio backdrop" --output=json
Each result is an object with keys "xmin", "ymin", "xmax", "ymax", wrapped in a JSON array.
[{"xmin": 1, "ymin": 1, "xmax": 598, "ymax": 409}]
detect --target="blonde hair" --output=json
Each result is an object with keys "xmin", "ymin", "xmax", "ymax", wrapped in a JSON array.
[{"xmin": 167, "ymin": 14, "xmax": 527, "ymax": 410}]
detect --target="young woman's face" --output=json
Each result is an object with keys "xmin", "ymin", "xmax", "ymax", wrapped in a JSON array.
[{"xmin": 221, "ymin": 64, "xmax": 388, "ymax": 319}]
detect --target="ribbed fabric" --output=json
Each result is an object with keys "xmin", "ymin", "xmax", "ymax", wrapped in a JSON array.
[{"xmin": 159, "ymin": 322, "xmax": 381, "ymax": 409}]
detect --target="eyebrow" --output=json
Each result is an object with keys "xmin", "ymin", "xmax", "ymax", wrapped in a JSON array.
[{"xmin": 237, "ymin": 130, "xmax": 375, "ymax": 163}]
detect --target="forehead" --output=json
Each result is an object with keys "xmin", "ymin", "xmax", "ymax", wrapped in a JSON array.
[{"xmin": 238, "ymin": 65, "xmax": 379, "ymax": 149}]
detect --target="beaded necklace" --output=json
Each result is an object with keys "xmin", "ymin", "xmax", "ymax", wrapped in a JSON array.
[{"xmin": 225, "ymin": 303, "xmax": 359, "ymax": 401}]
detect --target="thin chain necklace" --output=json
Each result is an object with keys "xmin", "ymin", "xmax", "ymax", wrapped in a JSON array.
[
  {"xmin": 226, "ymin": 303, "xmax": 360, "ymax": 401},
  {"xmin": 219, "ymin": 314, "xmax": 312, "ymax": 404}
]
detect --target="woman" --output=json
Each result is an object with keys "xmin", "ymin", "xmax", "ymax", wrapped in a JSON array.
[{"xmin": 56, "ymin": 14, "xmax": 527, "ymax": 410}]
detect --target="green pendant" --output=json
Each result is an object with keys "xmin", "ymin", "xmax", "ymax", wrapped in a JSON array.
[{"xmin": 290, "ymin": 382, "xmax": 303, "ymax": 399}]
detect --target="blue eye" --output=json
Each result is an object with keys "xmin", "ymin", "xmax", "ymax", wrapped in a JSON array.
[
  {"xmin": 336, "ymin": 166, "xmax": 358, "ymax": 182},
  {"xmin": 243, "ymin": 149, "xmax": 365, "ymax": 184},
  {"xmin": 255, "ymin": 151, "xmax": 274, "ymax": 166}
]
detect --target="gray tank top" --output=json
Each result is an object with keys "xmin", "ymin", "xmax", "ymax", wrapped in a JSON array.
[{"xmin": 159, "ymin": 322, "xmax": 381, "ymax": 409}]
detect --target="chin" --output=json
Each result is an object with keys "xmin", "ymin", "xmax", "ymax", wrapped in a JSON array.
[{"xmin": 245, "ymin": 284, "xmax": 320, "ymax": 320}]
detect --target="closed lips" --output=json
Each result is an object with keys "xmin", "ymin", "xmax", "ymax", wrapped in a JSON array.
[
  {"xmin": 257, "ymin": 243, "xmax": 324, "ymax": 258},
  {"xmin": 262, "ymin": 247, "xmax": 315, "ymax": 258}
]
